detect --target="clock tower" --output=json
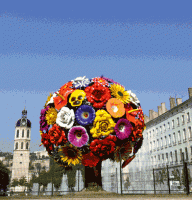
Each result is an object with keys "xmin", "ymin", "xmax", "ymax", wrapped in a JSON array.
[{"xmin": 11, "ymin": 107, "xmax": 31, "ymax": 192}]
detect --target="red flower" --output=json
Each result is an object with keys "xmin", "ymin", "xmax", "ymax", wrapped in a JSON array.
[
  {"xmin": 41, "ymin": 133, "xmax": 53, "ymax": 151},
  {"xmin": 48, "ymin": 124, "xmax": 67, "ymax": 146},
  {"xmin": 84, "ymin": 82, "xmax": 111, "ymax": 108},
  {"xmin": 132, "ymin": 119, "xmax": 145, "ymax": 139},
  {"xmin": 82, "ymin": 152, "xmax": 100, "ymax": 167},
  {"xmin": 92, "ymin": 77, "xmax": 109, "ymax": 87},
  {"xmin": 90, "ymin": 135, "xmax": 117, "ymax": 158}
]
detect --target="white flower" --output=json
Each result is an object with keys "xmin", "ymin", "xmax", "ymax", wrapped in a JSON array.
[
  {"xmin": 46, "ymin": 90, "xmax": 59, "ymax": 105},
  {"xmin": 127, "ymin": 90, "xmax": 140, "ymax": 106},
  {"xmin": 71, "ymin": 76, "xmax": 90, "ymax": 88},
  {"xmin": 56, "ymin": 107, "xmax": 75, "ymax": 129}
]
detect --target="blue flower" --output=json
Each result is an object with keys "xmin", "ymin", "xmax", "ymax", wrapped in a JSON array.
[{"xmin": 75, "ymin": 105, "xmax": 95, "ymax": 126}]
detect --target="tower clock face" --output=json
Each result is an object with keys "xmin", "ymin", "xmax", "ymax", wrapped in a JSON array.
[{"xmin": 21, "ymin": 119, "xmax": 27, "ymax": 126}]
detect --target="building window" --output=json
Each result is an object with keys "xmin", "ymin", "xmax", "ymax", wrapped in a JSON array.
[
  {"xmin": 178, "ymin": 131, "xmax": 181, "ymax": 143},
  {"xmin": 182, "ymin": 115, "xmax": 185, "ymax": 124},
  {"xmin": 175, "ymin": 150, "xmax": 178, "ymax": 162},
  {"xmin": 156, "ymin": 128, "xmax": 158, "ymax": 135},
  {"xmin": 170, "ymin": 152, "xmax": 173, "ymax": 163},
  {"xmin": 173, "ymin": 132, "xmax": 176, "ymax": 144},
  {"xmin": 177, "ymin": 117, "xmax": 180, "ymax": 126},
  {"xmin": 187, "ymin": 112, "xmax": 190, "ymax": 122},
  {"xmin": 163, "ymin": 124, "xmax": 166, "ymax": 132},
  {"xmin": 153, "ymin": 129, "xmax": 155, "ymax": 137},
  {"xmin": 21, "ymin": 142, "xmax": 23, "ymax": 149},
  {"xmin": 22, "ymin": 129, "xmax": 24, "ymax": 137},
  {"xmin": 164, "ymin": 136, "xmax": 167, "ymax": 146},
  {"xmin": 26, "ymin": 142, "xmax": 29, "ymax": 150},
  {"xmin": 16, "ymin": 130, "xmax": 19, "ymax": 138},
  {"xmin": 15, "ymin": 142, "xmax": 18, "ymax": 150},
  {"xmin": 157, "ymin": 139, "xmax": 159, "ymax": 149},
  {"xmin": 160, "ymin": 126, "xmax": 162, "ymax": 133},
  {"xmin": 27, "ymin": 130, "xmax": 29, "ymax": 138},
  {"xmin": 189, "ymin": 127, "xmax": 192, "ymax": 139},
  {"xmin": 180, "ymin": 149, "xmax": 183, "ymax": 162},
  {"xmin": 169, "ymin": 134, "xmax": 171, "ymax": 145},
  {"xmin": 166, "ymin": 153, "xmax": 168, "ymax": 163},
  {"xmin": 172, "ymin": 120, "xmax": 175, "ymax": 129},
  {"xmin": 185, "ymin": 147, "xmax": 188, "ymax": 161},
  {"xmin": 191, "ymin": 146, "xmax": 192, "ymax": 156},
  {"xmin": 168, "ymin": 122, "xmax": 170, "ymax": 129},
  {"xmin": 183, "ymin": 129, "xmax": 186, "ymax": 141},
  {"xmin": 153, "ymin": 140, "xmax": 155, "ymax": 150},
  {"xmin": 162, "ymin": 154, "xmax": 164, "ymax": 162}
]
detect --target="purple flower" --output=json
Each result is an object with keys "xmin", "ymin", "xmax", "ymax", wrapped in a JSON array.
[
  {"xmin": 68, "ymin": 126, "xmax": 89, "ymax": 147},
  {"xmin": 40, "ymin": 106, "xmax": 50, "ymax": 132},
  {"xmin": 114, "ymin": 118, "xmax": 132, "ymax": 140},
  {"xmin": 75, "ymin": 105, "xmax": 95, "ymax": 126}
]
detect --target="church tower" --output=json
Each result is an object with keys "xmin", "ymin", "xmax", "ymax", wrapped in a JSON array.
[{"xmin": 11, "ymin": 107, "xmax": 31, "ymax": 191}]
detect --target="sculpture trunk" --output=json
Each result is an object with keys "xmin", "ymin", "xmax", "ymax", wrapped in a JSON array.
[{"xmin": 84, "ymin": 161, "xmax": 102, "ymax": 188}]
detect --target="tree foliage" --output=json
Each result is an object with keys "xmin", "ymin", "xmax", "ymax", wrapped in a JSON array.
[{"xmin": 0, "ymin": 161, "xmax": 10, "ymax": 191}]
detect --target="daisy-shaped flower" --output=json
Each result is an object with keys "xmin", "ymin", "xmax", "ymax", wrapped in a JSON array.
[
  {"xmin": 75, "ymin": 105, "xmax": 95, "ymax": 126},
  {"xmin": 91, "ymin": 77, "xmax": 109, "ymax": 87},
  {"xmin": 45, "ymin": 107, "xmax": 58, "ymax": 125},
  {"xmin": 90, "ymin": 110, "xmax": 116, "ymax": 138},
  {"xmin": 59, "ymin": 144, "xmax": 82, "ymax": 166},
  {"xmin": 56, "ymin": 107, "xmax": 75, "ymax": 129},
  {"xmin": 71, "ymin": 76, "xmax": 90, "ymax": 88},
  {"xmin": 114, "ymin": 118, "xmax": 132, "ymax": 140},
  {"xmin": 110, "ymin": 84, "xmax": 130, "ymax": 104},
  {"xmin": 68, "ymin": 126, "xmax": 89, "ymax": 147},
  {"xmin": 127, "ymin": 90, "xmax": 140, "ymax": 106},
  {"xmin": 114, "ymin": 141, "xmax": 132, "ymax": 162}
]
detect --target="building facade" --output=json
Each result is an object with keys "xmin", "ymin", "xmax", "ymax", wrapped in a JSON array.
[{"xmin": 127, "ymin": 88, "xmax": 192, "ymax": 191}]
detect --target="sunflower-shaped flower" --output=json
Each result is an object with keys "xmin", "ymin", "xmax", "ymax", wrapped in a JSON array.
[
  {"xmin": 75, "ymin": 105, "xmax": 95, "ymax": 126},
  {"xmin": 90, "ymin": 110, "xmax": 116, "ymax": 138},
  {"xmin": 68, "ymin": 126, "xmax": 89, "ymax": 147},
  {"xmin": 110, "ymin": 84, "xmax": 130, "ymax": 104},
  {"xmin": 114, "ymin": 141, "xmax": 133, "ymax": 162},
  {"xmin": 114, "ymin": 118, "xmax": 132, "ymax": 140},
  {"xmin": 45, "ymin": 107, "xmax": 58, "ymax": 125},
  {"xmin": 59, "ymin": 144, "xmax": 82, "ymax": 166}
]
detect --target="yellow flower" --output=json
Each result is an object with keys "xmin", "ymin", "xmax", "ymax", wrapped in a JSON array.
[
  {"xmin": 110, "ymin": 84, "xmax": 130, "ymax": 104},
  {"xmin": 44, "ymin": 93, "xmax": 53, "ymax": 108},
  {"xmin": 90, "ymin": 110, "xmax": 116, "ymax": 138},
  {"xmin": 59, "ymin": 144, "xmax": 82, "ymax": 166},
  {"xmin": 45, "ymin": 107, "xmax": 58, "ymax": 125}
]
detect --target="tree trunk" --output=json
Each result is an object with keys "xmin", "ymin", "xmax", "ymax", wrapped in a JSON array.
[{"xmin": 84, "ymin": 161, "xmax": 102, "ymax": 188}]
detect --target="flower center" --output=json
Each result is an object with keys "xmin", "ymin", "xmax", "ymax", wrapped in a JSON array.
[
  {"xmin": 82, "ymin": 112, "xmax": 89, "ymax": 119},
  {"xmin": 118, "ymin": 91, "xmax": 124, "ymax": 97},
  {"xmin": 67, "ymin": 148, "xmax": 76, "ymax": 158},
  {"xmin": 75, "ymin": 130, "xmax": 82, "ymax": 139},
  {"xmin": 119, "ymin": 147, "xmax": 125, "ymax": 155},
  {"xmin": 100, "ymin": 121, "xmax": 108, "ymax": 132},
  {"xmin": 119, "ymin": 124, "xmax": 125, "ymax": 132},
  {"xmin": 111, "ymin": 105, "xmax": 118, "ymax": 113},
  {"xmin": 92, "ymin": 90, "xmax": 103, "ymax": 99}
]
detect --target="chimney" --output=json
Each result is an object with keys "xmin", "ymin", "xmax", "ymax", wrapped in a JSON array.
[
  {"xmin": 169, "ymin": 97, "xmax": 176, "ymax": 109},
  {"xmin": 188, "ymin": 88, "xmax": 192, "ymax": 98},
  {"xmin": 158, "ymin": 106, "xmax": 162, "ymax": 116},
  {"xmin": 161, "ymin": 102, "xmax": 166, "ymax": 114},
  {"xmin": 149, "ymin": 110, "xmax": 153, "ymax": 120},
  {"xmin": 144, "ymin": 114, "xmax": 149, "ymax": 123},
  {"xmin": 176, "ymin": 98, "xmax": 182, "ymax": 106}
]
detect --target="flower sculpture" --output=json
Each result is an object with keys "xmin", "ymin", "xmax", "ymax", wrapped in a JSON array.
[{"xmin": 40, "ymin": 76, "xmax": 145, "ymax": 169}]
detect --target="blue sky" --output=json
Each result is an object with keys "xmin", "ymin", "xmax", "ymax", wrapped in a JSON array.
[{"xmin": 1, "ymin": 0, "xmax": 192, "ymax": 153}]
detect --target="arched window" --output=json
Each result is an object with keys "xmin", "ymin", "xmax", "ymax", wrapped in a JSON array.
[
  {"xmin": 22, "ymin": 130, "xmax": 24, "ymax": 137},
  {"xmin": 16, "ymin": 130, "xmax": 19, "ymax": 138},
  {"xmin": 27, "ymin": 130, "xmax": 29, "ymax": 138},
  {"xmin": 21, "ymin": 142, "xmax": 23, "ymax": 149},
  {"xmin": 15, "ymin": 142, "xmax": 18, "ymax": 150},
  {"xmin": 26, "ymin": 142, "xmax": 29, "ymax": 150}
]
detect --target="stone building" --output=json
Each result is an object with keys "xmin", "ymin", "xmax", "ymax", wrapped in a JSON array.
[{"xmin": 127, "ymin": 88, "xmax": 192, "ymax": 192}]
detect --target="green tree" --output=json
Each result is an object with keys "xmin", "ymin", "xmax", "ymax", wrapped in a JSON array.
[
  {"xmin": 124, "ymin": 175, "xmax": 131, "ymax": 190},
  {"xmin": 11, "ymin": 178, "xmax": 19, "ymax": 192},
  {"xmin": 159, "ymin": 167, "xmax": 167, "ymax": 186},
  {"xmin": 0, "ymin": 161, "xmax": 10, "ymax": 192},
  {"xmin": 38, "ymin": 170, "xmax": 50, "ymax": 192}
]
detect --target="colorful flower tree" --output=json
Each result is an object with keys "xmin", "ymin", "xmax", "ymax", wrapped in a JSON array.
[{"xmin": 39, "ymin": 76, "xmax": 145, "ymax": 189}]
